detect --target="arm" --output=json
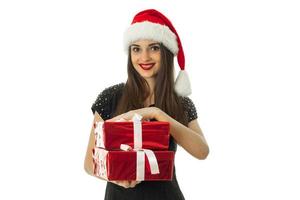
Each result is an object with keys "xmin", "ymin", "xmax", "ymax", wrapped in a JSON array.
[
  {"xmin": 156, "ymin": 109, "xmax": 209, "ymax": 160},
  {"xmin": 107, "ymin": 107, "xmax": 209, "ymax": 160}
]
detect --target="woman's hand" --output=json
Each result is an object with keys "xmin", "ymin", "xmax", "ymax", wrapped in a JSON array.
[
  {"xmin": 110, "ymin": 180, "xmax": 141, "ymax": 188},
  {"xmin": 107, "ymin": 107, "xmax": 165, "ymax": 122}
]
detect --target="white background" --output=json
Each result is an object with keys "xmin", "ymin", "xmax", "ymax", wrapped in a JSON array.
[{"xmin": 0, "ymin": 0, "xmax": 299, "ymax": 199}]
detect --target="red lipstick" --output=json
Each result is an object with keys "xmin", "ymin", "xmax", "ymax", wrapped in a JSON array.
[{"xmin": 139, "ymin": 63, "xmax": 155, "ymax": 70}]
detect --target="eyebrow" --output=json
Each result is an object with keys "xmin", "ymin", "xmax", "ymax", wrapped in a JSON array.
[{"xmin": 131, "ymin": 43, "xmax": 160, "ymax": 47}]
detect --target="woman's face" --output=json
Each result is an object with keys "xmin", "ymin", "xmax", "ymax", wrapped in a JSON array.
[{"xmin": 130, "ymin": 40, "xmax": 161, "ymax": 80}]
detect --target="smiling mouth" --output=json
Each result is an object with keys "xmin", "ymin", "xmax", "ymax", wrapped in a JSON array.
[{"xmin": 139, "ymin": 63, "xmax": 155, "ymax": 70}]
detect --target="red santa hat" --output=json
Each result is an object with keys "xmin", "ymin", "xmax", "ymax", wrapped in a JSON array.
[{"xmin": 123, "ymin": 9, "xmax": 192, "ymax": 96}]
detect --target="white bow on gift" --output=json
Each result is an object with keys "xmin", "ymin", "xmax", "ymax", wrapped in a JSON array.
[
  {"xmin": 120, "ymin": 113, "xmax": 160, "ymax": 181},
  {"xmin": 120, "ymin": 143, "xmax": 160, "ymax": 181}
]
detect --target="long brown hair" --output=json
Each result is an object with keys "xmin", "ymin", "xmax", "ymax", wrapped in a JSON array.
[{"xmin": 113, "ymin": 43, "xmax": 188, "ymax": 126}]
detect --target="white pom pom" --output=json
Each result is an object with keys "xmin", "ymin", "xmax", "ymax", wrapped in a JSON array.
[{"xmin": 174, "ymin": 70, "xmax": 192, "ymax": 96}]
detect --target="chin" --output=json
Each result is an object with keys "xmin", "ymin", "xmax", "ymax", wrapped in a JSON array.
[
  {"xmin": 137, "ymin": 71, "xmax": 153, "ymax": 78},
  {"xmin": 141, "ymin": 75, "xmax": 153, "ymax": 79}
]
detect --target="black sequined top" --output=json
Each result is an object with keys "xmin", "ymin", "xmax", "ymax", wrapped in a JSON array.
[{"xmin": 91, "ymin": 83, "xmax": 198, "ymax": 200}]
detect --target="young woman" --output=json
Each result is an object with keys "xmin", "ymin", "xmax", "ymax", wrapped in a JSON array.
[{"xmin": 85, "ymin": 9, "xmax": 209, "ymax": 200}]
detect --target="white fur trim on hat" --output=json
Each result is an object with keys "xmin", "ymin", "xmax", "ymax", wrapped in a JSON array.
[
  {"xmin": 175, "ymin": 70, "xmax": 192, "ymax": 96},
  {"xmin": 124, "ymin": 21, "xmax": 179, "ymax": 55}
]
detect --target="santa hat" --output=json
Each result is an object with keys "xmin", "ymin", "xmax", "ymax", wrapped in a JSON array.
[{"xmin": 123, "ymin": 9, "xmax": 192, "ymax": 96}]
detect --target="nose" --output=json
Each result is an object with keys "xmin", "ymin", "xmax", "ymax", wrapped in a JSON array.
[{"xmin": 140, "ymin": 49, "xmax": 151, "ymax": 62}]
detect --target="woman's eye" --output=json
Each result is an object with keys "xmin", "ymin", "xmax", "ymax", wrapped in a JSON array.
[
  {"xmin": 131, "ymin": 47, "xmax": 140, "ymax": 52},
  {"xmin": 151, "ymin": 46, "xmax": 160, "ymax": 51}
]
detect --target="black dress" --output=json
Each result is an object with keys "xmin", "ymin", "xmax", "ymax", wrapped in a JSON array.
[{"xmin": 91, "ymin": 83, "xmax": 198, "ymax": 200}]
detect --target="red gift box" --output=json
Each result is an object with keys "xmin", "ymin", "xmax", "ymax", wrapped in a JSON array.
[
  {"xmin": 93, "ymin": 148, "xmax": 174, "ymax": 181},
  {"xmin": 94, "ymin": 121, "xmax": 170, "ymax": 150}
]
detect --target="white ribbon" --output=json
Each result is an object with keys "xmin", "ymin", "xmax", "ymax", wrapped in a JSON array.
[
  {"xmin": 136, "ymin": 151, "xmax": 145, "ymax": 181},
  {"xmin": 132, "ymin": 113, "xmax": 143, "ymax": 149},
  {"xmin": 120, "ymin": 144, "xmax": 160, "ymax": 181}
]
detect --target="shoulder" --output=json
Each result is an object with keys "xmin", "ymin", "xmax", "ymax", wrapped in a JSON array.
[
  {"xmin": 180, "ymin": 96, "xmax": 196, "ymax": 109},
  {"xmin": 91, "ymin": 83, "xmax": 125, "ymax": 117},
  {"xmin": 179, "ymin": 96, "xmax": 198, "ymax": 122},
  {"xmin": 96, "ymin": 83, "xmax": 125, "ymax": 98}
]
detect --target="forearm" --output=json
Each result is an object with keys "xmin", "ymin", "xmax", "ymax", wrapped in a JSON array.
[
  {"xmin": 84, "ymin": 127, "xmax": 96, "ymax": 176},
  {"xmin": 106, "ymin": 107, "xmax": 209, "ymax": 159},
  {"xmin": 156, "ymin": 109, "xmax": 209, "ymax": 159}
]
